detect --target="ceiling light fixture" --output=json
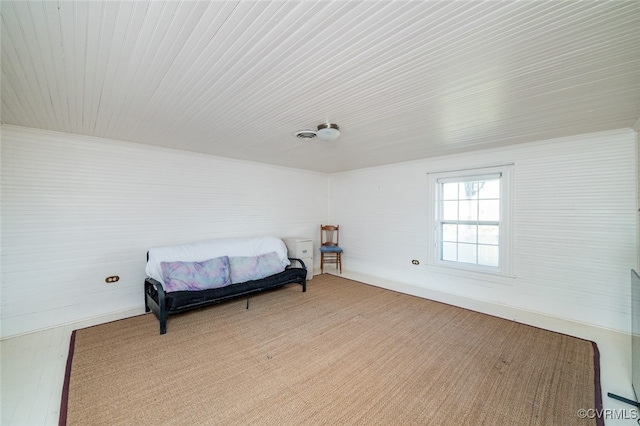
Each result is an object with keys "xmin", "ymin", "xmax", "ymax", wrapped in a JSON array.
[{"xmin": 316, "ymin": 123, "xmax": 340, "ymax": 141}]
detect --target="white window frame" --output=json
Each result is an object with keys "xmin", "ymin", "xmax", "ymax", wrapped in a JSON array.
[{"xmin": 427, "ymin": 164, "xmax": 514, "ymax": 278}]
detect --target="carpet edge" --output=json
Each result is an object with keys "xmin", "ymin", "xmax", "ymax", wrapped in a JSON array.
[
  {"xmin": 58, "ymin": 330, "xmax": 76, "ymax": 426},
  {"xmin": 592, "ymin": 341, "xmax": 605, "ymax": 426}
]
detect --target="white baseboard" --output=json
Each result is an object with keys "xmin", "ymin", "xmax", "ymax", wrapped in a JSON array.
[
  {"xmin": 0, "ymin": 307, "xmax": 145, "ymax": 341},
  {"xmin": 4, "ymin": 269, "xmax": 629, "ymax": 348}
]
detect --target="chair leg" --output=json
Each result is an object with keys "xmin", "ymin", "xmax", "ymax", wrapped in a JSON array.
[{"xmin": 320, "ymin": 252, "xmax": 343, "ymax": 274}]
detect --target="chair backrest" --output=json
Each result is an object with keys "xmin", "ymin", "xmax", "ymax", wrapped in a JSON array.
[{"xmin": 320, "ymin": 225, "xmax": 340, "ymax": 247}]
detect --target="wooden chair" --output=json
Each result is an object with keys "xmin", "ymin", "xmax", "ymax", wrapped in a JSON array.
[{"xmin": 320, "ymin": 224, "xmax": 343, "ymax": 274}]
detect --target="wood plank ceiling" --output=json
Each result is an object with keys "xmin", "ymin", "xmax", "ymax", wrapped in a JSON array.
[{"xmin": 2, "ymin": 1, "xmax": 639, "ymax": 173}]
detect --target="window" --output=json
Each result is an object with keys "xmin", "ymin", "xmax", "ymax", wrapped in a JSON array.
[{"xmin": 428, "ymin": 165, "xmax": 513, "ymax": 276}]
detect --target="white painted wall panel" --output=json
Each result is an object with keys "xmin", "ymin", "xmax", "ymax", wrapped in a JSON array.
[
  {"xmin": 2, "ymin": 125, "xmax": 636, "ymax": 338},
  {"xmin": 1, "ymin": 125, "xmax": 328, "ymax": 338},
  {"xmin": 329, "ymin": 129, "xmax": 638, "ymax": 332},
  {"xmin": 636, "ymin": 128, "xmax": 640, "ymax": 269}
]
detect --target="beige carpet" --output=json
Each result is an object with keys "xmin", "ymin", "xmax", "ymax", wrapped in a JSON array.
[{"xmin": 61, "ymin": 275, "xmax": 602, "ymax": 425}]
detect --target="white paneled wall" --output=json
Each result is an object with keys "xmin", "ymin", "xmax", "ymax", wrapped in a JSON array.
[
  {"xmin": 637, "ymin": 127, "xmax": 640, "ymax": 269},
  {"xmin": 1, "ymin": 125, "xmax": 328, "ymax": 338},
  {"xmin": 329, "ymin": 129, "xmax": 638, "ymax": 332},
  {"xmin": 1, "ymin": 125, "xmax": 637, "ymax": 338}
]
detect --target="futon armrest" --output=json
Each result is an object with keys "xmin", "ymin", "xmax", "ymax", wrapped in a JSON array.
[
  {"xmin": 145, "ymin": 276, "xmax": 165, "ymax": 292},
  {"xmin": 288, "ymin": 257, "xmax": 306, "ymax": 270},
  {"xmin": 144, "ymin": 276, "xmax": 168, "ymax": 334}
]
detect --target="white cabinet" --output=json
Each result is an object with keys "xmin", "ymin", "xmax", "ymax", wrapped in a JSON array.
[{"xmin": 283, "ymin": 237, "xmax": 314, "ymax": 280}]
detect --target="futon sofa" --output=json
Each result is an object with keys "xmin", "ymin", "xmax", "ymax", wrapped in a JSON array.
[{"xmin": 144, "ymin": 236, "xmax": 307, "ymax": 334}]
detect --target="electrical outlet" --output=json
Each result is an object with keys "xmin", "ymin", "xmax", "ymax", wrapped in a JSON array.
[
  {"xmin": 411, "ymin": 259, "xmax": 420, "ymax": 265},
  {"xmin": 105, "ymin": 275, "xmax": 120, "ymax": 283}
]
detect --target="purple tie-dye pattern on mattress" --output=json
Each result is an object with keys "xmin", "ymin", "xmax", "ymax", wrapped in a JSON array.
[
  {"xmin": 161, "ymin": 256, "xmax": 231, "ymax": 292},
  {"xmin": 229, "ymin": 251, "xmax": 285, "ymax": 284}
]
